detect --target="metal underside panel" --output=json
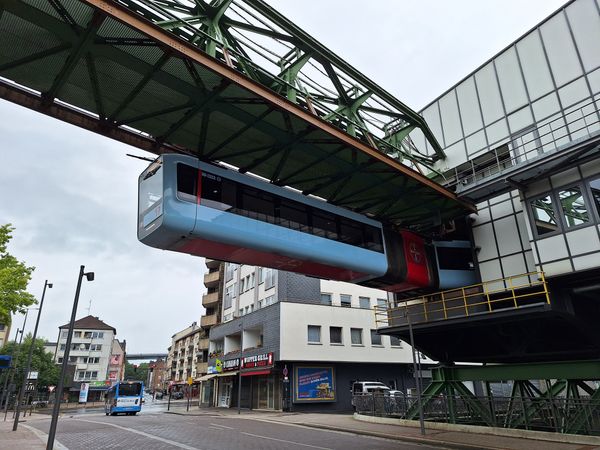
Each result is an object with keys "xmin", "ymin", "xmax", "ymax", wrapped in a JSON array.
[{"xmin": 0, "ymin": 0, "xmax": 475, "ymax": 230}]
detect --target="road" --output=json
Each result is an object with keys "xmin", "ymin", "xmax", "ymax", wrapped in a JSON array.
[{"xmin": 27, "ymin": 403, "xmax": 441, "ymax": 450}]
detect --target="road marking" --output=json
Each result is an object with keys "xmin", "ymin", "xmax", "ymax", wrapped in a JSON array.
[
  {"xmin": 73, "ymin": 418, "xmax": 202, "ymax": 450},
  {"xmin": 210, "ymin": 422, "xmax": 234, "ymax": 429},
  {"xmin": 240, "ymin": 431, "xmax": 333, "ymax": 450},
  {"xmin": 22, "ymin": 423, "xmax": 69, "ymax": 450}
]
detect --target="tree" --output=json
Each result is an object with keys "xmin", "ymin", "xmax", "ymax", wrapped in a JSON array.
[
  {"xmin": 0, "ymin": 224, "xmax": 36, "ymax": 325},
  {"xmin": 0, "ymin": 335, "xmax": 59, "ymax": 390},
  {"xmin": 124, "ymin": 361, "xmax": 149, "ymax": 383}
]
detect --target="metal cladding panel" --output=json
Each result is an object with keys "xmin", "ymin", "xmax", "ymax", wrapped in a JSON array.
[{"xmin": 0, "ymin": 0, "xmax": 475, "ymax": 230}]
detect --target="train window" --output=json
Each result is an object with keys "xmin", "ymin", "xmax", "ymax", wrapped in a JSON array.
[
  {"xmin": 364, "ymin": 225, "xmax": 384, "ymax": 253},
  {"xmin": 436, "ymin": 247, "xmax": 474, "ymax": 271},
  {"xmin": 312, "ymin": 211, "xmax": 338, "ymax": 240},
  {"xmin": 241, "ymin": 187, "xmax": 275, "ymax": 223},
  {"xmin": 279, "ymin": 200, "xmax": 309, "ymax": 232},
  {"xmin": 177, "ymin": 164, "xmax": 197, "ymax": 202},
  {"xmin": 339, "ymin": 219, "xmax": 363, "ymax": 246}
]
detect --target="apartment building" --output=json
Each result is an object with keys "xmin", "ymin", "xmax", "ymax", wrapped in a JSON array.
[
  {"xmin": 203, "ymin": 264, "xmax": 431, "ymax": 411},
  {"xmin": 166, "ymin": 321, "xmax": 206, "ymax": 385},
  {"xmin": 0, "ymin": 321, "xmax": 11, "ymax": 348},
  {"xmin": 54, "ymin": 315, "xmax": 119, "ymax": 401}
]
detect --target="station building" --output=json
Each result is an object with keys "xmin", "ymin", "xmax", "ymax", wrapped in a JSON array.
[
  {"xmin": 201, "ymin": 263, "xmax": 432, "ymax": 411},
  {"xmin": 383, "ymin": 0, "xmax": 600, "ymax": 365}
]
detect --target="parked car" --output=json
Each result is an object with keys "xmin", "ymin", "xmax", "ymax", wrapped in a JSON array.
[
  {"xmin": 351, "ymin": 381, "xmax": 404, "ymax": 410},
  {"xmin": 171, "ymin": 391, "xmax": 184, "ymax": 400},
  {"xmin": 155, "ymin": 391, "xmax": 164, "ymax": 400}
]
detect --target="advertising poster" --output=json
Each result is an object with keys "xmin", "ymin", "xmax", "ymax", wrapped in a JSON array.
[
  {"xmin": 79, "ymin": 382, "xmax": 90, "ymax": 403},
  {"xmin": 294, "ymin": 366, "xmax": 335, "ymax": 402}
]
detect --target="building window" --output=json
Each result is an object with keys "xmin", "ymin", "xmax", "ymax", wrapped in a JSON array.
[
  {"xmin": 74, "ymin": 331, "xmax": 82, "ymax": 338},
  {"xmin": 265, "ymin": 268, "xmax": 275, "ymax": 290},
  {"xmin": 321, "ymin": 293, "xmax": 332, "ymax": 306},
  {"xmin": 359, "ymin": 297, "xmax": 371, "ymax": 309},
  {"xmin": 90, "ymin": 344, "xmax": 102, "ymax": 351},
  {"xmin": 350, "ymin": 328, "xmax": 363, "ymax": 345},
  {"xmin": 225, "ymin": 263, "xmax": 234, "ymax": 282},
  {"xmin": 329, "ymin": 326, "xmax": 342, "ymax": 344},
  {"xmin": 239, "ymin": 308, "xmax": 244, "ymax": 317},
  {"xmin": 590, "ymin": 177, "xmax": 600, "ymax": 216},
  {"xmin": 60, "ymin": 344, "xmax": 66, "ymax": 351},
  {"xmin": 558, "ymin": 186, "xmax": 589, "ymax": 228},
  {"xmin": 307, "ymin": 325, "xmax": 321, "ymax": 344},
  {"xmin": 370, "ymin": 330, "xmax": 382, "ymax": 346},
  {"xmin": 389, "ymin": 336, "xmax": 402, "ymax": 347},
  {"xmin": 61, "ymin": 331, "xmax": 68, "ymax": 339},
  {"xmin": 340, "ymin": 294, "xmax": 352, "ymax": 308},
  {"xmin": 530, "ymin": 194, "xmax": 559, "ymax": 236},
  {"xmin": 377, "ymin": 298, "xmax": 387, "ymax": 309},
  {"xmin": 232, "ymin": 282, "xmax": 238, "ymax": 298},
  {"xmin": 224, "ymin": 285, "xmax": 233, "ymax": 309},
  {"xmin": 240, "ymin": 278, "xmax": 245, "ymax": 293}
]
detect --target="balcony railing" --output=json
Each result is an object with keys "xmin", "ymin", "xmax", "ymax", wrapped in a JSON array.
[
  {"xmin": 376, "ymin": 271, "xmax": 550, "ymax": 328},
  {"xmin": 204, "ymin": 271, "xmax": 220, "ymax": 286},
  {"xmin": 201, "ymin": 314, "xmax": 218, "ymax": 328}
]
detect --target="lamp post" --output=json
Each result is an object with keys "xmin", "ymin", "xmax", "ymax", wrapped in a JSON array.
[
  {"xmin": 407, "ymin": 313, "xmax": 425, "ymax": 436},
  {"xmin": 13, "ymin": 280, "xmax": 52, "ymax": 431},
  {"xmin": 46, "ymin": 266, "xmax": 93, "ymax": 450},
  {"xmin": 237, "ymin": 320, "xmax": 243, "ymax": 415}
]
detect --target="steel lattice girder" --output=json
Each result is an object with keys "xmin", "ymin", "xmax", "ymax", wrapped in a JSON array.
[{"xmin": 0, "ymin": 0, "xmax": 475, "ymax": 229}]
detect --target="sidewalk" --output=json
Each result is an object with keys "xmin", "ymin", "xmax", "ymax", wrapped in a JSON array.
[
  {"xmin": 167, "ymin": 406, "xmax": 600, "ymax": 450},
  {"xmin": 0, "ymin": 416, "xmax": 46, "ymax": 450}
]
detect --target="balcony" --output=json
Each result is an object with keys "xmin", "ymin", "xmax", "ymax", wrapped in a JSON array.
[
  {"xmin": 196, "ymin": 362, "xmax": 208, "ymax": 374},
  {"xmin": 205, "ymin": 259, "xmax": 220, "ymax": 269},
  {"xmin": 201, "ymin": 314, "xmax": 217, "ymax": 329},
  {"xmin": 203, "ymin": 271, "xmax": 220, "ymax": 288},
  {"xmin": 198, "ymin": 338, "xmax": 209, "ymax": 349},
  {"xmin": 202, "ymin": 291, "xmax": 219, "ymax": 308}
]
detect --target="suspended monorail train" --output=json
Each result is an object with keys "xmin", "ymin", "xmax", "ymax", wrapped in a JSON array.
[{"xmin": 138, "ymin": 154, "xmax": 477, "ymax": 293}]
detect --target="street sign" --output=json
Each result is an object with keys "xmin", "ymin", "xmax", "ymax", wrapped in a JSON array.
[
  {"xmin": 48, "ymin": 386, "xmax": 56, "ymax": 393},
  {"xmin": 187, "ymin": 377, "xmax": 193, "ymax": 386},
  {"xmin": 28, "ymin": 371, "xmax": 39, "ymax": 380}
]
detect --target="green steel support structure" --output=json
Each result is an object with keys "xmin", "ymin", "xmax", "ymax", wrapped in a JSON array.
[{"xmin": 405, "ymin": 360, "xmax": 600, "ymax": 435}]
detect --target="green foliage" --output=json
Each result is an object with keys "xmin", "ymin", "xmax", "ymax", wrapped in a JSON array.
[
  {"xmin": 124, "ymin": 361, "xmax": 149, "ymax": 383},
  {"xmin": 0, "ymin": 334, "xmax": 59, "ymax": 390},
  {"xmin": 0, "ymin": 224, "xmax": 36, "ymax": 325}
]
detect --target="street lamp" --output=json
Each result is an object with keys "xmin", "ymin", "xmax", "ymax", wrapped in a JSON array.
[
  {"xmin": 46, "ymin": 266, "xmax": 93, "ymax": 450},
  {"xmin": 13, "ymin": 280, "xmax": 52, "ymax": 431}
]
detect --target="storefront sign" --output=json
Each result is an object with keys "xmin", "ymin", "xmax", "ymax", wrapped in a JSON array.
[
  {"xmin": 222, "ymin": 358, "xmax": 239, "ymax": 371},
  {"xmin": 207, "ymin": 365, "xmax": 218, "ymax": 374},
  {"xmin": 294, "ymin": 366, "xmax": 335, "ymax": 402},
  {"xmin": 242, "ymin": 352, "xmax": 273, "ymax": 369},
  {"xmin": 89, "ymin": 380, "xmax": 111, "ymax": 388}
]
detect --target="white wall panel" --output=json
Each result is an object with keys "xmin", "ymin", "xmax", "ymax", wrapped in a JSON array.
[
  {"xmin": 536, "ymin": 235, "xmax": 569, "ymax": 262},
  {"xmin": 422, "ymin": 103, "xmax": 445, "ymax": 147},
  {"xmin": 495, "ymin": 47, "xmax": 529, "ymax": 113},
  {"xmin": 580, "ymin": 158, "xmax": 600, "ymax": 178},
  {"xmin": 501, "ymin": 254, "xmax": 527, "ymax": 277},
  {"xmin": 516, "ymin": 212, "xmax": 532, "ymax": 251},
  {"xmin": 566, "ymin": 226, "xmax": 600, "ymax": 255},
  {"xmin": 508, "ymin": 107, "xmax": 534, "ymax": 133},
  {"xmin": 558, "ymin": 77, "xmax": 591, "ymax": 108},
  {"xmin": 541, "ymin": 259, "xmax": 573, "ymax": 276},
  {"xmin": 524, "ymin": 250, "xmax": 537, "ymax": 272},
  {"xmin": 532, "ymin": 92, "xmax": 561, "ymax": 122},
  {"xmin": 517, "ymin": 32, "xmax": 555, "ymax": 100},
  {"xmin": 589, "ymin": 68, "xmax": 600, "ymax": 94},
  {"xmin": 573, "ymin": 252, "xmax": 600, "ymax": 271},
  {"xmin": 550, "ymin": 167, "xmax": 580, "ymax": 188},
  {"xmin": 456, "ymin": 77, "xmax": 484, "ymax": 135},
  {"xmin": 486, "ymin": 119, "xmax": 509, "ymax": 146},
  {"xmin": 540, "ymin": 13, "xmax": 583, "ymax": 87},
  {"xmin": 473, "ymin": 204, "xmax": 491, "ymax": 225},
  {"xmin": 566, "ymin": 0, "xmax": 600, "ymax": 73},
  {"xmin": 495, "ymin": 216, "xmax": 523, "ymax": 256},
  {"xmin": 479, "ymin": 259, "xmax": 503, "ymax": 283},
  {"xmin": 476, "ymin": 63, "xmax": 505, "ymax": 125},
  {"xmin": 465, "ymin": 130, "xmax": 487, "ymax": 156},
  {"xmin": 472, "ymin": 222, "xmax": 499, "ymax": 261},
  {"xmin": 490, "ymin": 198, "xmax": 514, "ymax": 219},
  {"xmin": 439, "ymin": 90, "xmax": 463, "ymax": 144}
]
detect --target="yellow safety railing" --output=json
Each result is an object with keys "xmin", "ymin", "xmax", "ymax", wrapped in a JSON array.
[{"xmin": 375, "ymin": 271, "xmax": 550, "ymax": 328}]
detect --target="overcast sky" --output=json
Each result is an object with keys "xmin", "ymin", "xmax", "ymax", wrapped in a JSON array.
[{"xmin": 1, "ymin": 0, "xmax": 566, "ymax": 354}]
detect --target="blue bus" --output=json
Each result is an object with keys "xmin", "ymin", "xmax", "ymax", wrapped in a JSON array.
[{"xmin": 104, "ymin": 381, "xmax": 144, "ymax": 416}]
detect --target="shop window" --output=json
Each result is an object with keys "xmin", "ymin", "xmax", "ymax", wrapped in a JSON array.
[
  {"xmin": 350, "ymin": 328, "xmax": 363, "ymax": 345},
  {"xmin": 329, "ymin": 327, "xmax": 342, "ymax": 344},
  {"xmin": 559, "ymin": 186, "xmax": 589, "ymax": 228},
  {"xmin": 530, "ymin": 194, "xmax": 559, "ymax": 235},
  {"xmin": 307, "ymin": 325, "xmax": 321, "ymax": 344}
]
